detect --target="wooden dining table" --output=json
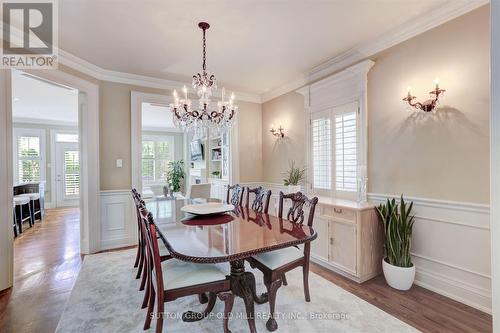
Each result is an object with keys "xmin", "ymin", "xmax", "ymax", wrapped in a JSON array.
[{"xmin": 145, "ymin": 198, "xmax": 317, "ymax": 333}]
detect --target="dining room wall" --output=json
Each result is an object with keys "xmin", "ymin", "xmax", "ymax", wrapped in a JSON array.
[
  {"xmin": 260, "ymin": 5, "xmax": 491, "ymax": 312},
  {"xmin": 261, "ymin": 5, "xmax": 490, "ymax": 204}
]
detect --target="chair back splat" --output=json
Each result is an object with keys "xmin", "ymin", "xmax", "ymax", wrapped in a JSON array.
[
  {"xmin": 226, "ymin": 184, "xmax": 244, "ymax": 206},
  {"xmin": 278, "ymin": 191, "xmax": 319, "ymax": 227},
  {"xmin": 245, "ymin": 186, "xmax": 272, "ymax": 214}
]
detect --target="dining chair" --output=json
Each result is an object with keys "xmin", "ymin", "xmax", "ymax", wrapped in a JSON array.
[
  {"xmin": 140, "ymin": 209, "xmax": 234, "ymax": 333},
  {"xmin": 247, "ymin": 191, "xmax": 318, "ymax": 331},
  {"xmin": 131, "ymin": 189, "xmax": 170, "ymax": 293},
  {"xmin": 226, "ymin": 184, "xmax": 244, "ymax": 206},
  {"xmin": 188, "ymin": 183, "xmax": 211, "ymax": 199},
  {"xmin": 245, "ymin": 186, "xmax": 272, "ymax": 213}
]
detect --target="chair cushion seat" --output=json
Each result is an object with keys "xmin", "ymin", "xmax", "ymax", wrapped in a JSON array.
[
  {"xmin": 14, "ymin": 196, "xmax": 30, "ymax": 205},
  {"xmin": 252, "ymin": 247, "xmax": 304, "ymax": 270},
  {"xmin": 18, "ymin": 193, "xmax": 40, "ymax": 200},
  {"xmin": 161, "ymin": 260, "xmax": 227, "ymax": 291}
]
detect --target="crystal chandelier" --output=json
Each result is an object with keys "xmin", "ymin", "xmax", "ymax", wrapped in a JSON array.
[{"xmin": 171, "ymin": 22, "xmax": 238, "ymax": 136}]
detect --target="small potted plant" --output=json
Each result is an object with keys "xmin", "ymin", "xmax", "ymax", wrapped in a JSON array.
[
  {"xmin": 282, "ymin": 161, "xmax": 306, "ymax": 193},
  {"xmin": 167, "ymin": 160, "xmax": 185, "ymax": 196},
  {"xmin": 211, "ymin": 170, "xmax": 221, "ymax": 179},
  {"xmin": 376, "ymin": 195, "xmax": 416, "ymax": 290}
]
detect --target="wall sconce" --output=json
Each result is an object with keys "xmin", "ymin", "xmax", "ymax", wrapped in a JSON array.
[
  {"xmin": 270, "ymin": 124, "xmax": 285, "ymax": 138},
  {"xmin": 403, "ymin": 78, "xmax": 446, "ymax": 112}
]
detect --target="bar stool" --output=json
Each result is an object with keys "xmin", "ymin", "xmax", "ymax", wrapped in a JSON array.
[
  {"xmin": 18, "ymin": 192, "xmax": 42, "ymax": 223},
  {"xmin": 14, "ymin": 195, "xmax": 33, "ymax": 233}
]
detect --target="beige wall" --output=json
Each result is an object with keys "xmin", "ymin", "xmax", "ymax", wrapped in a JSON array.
[
  {"xmin": 261, "ymin": 5, "xmax": 490, "ymax": 204},
  {"xmin": 262, "ymin": 92, "xmax": 305, "ymax": 184},
  {"xmin": 368, "ymin": 5, "xmax": 489, "ymax": 203},
  {"xmin": 99, "ymin": 82, "xmax": 169, "ymax": 190},
  {"xmin": 238, "ymin": 100, "xmax": 263, "ymax": 182}
]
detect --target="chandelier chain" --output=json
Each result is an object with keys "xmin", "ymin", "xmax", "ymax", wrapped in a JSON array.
[{"xmin": 202, "ymin": 27, "xmax": 207, "ymax": 72}]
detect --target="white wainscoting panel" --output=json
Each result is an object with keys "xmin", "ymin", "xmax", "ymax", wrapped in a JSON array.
[
  {"xmin": 100, "ymin": 190, "xmax": 136, "ymax": 251},
  {"xmin": 240, "ymin": 184, "xmax": 492, "ymax": 313},
  {"xmin": 369, "ymin": 193, "xmax": 491, "ymax": 313}
]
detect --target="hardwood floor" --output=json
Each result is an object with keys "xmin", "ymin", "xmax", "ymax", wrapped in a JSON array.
[
  {"xmin": 0, "ymin": 208, "xmax": 493, "ymax": 333},
  {"xmin": 310, "ymin": 264, "xmax": 492, "ymax": 332},
  {"xmin": 0, "ymin": 208, "xmax": 81, "ymax": 333}
]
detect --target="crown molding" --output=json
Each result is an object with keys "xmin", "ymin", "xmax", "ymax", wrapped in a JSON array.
[
  {"xmin": 261, "ymin": 0, "xmax": 489, "ymax": 103},
  {"xmin": 57, "ymin": 49, "xmax": 262, "ymax": 104}
]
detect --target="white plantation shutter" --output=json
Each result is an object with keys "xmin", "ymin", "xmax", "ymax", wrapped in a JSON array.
[
  {"xmin": 141, "ymin": 135, "xmax": 175, "ymax": 184},
  {"xmin": 64, "ymin": 150, "xmax": 80, "ymax": 195},
  {"xmin": 312, "ymin": 117, "xmax": 331, "ymax": 190},
  {"xmin": 335, "ymin": 112, "xmax": 357, "ymax": 192},
  {"xmin": 309, "ymin": 102, "xmax": 359, "ymax": 198}
]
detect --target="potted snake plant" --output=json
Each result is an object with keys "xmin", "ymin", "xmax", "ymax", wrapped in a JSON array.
[
  {"xmin": 376, "ymin": 195, "xmax": 416, "ymax": 290},
  {"xmin": 282, "ymin": 161, "xmax": 306, "ymax": 193}
]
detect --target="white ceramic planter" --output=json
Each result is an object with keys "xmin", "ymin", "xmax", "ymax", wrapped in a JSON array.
[
  {"xmin": 284, "ymin": 185, "xmax": 301, "ymax": 193},
  {"xmin": 382, "ymin": 258, "xmax": 416, "ymax": 291}
]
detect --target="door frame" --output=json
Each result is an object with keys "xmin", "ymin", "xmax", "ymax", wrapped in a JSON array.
[{"xmin": 0, "ymin": 68, "xmax": 99, "ymax": 291}]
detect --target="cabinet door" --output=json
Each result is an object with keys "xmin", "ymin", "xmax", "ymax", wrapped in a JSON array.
[
  {"xmin": 329, "ymin": 220, "xmax": 357, "ymax": 274},
  {"xmin": 311, "ymin": 217, "xmax": 329, "ymax": 261}
]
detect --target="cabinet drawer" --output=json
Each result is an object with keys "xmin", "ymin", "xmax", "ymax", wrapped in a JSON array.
[{"xmin": 321, "ymin": 205, "xmax": 355, "ymax": 222}]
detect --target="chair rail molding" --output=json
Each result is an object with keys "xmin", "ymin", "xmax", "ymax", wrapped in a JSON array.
[
  {"xmin": 368, "ymin": 193, "xmax": 491, "ymax": 313},
  {"xmin": 100, "ymin": 190, "xmax": 135, "ymax": 251}
]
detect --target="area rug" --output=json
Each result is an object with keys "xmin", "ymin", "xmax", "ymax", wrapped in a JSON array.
[{"xmin": 56, "ymin": 249, "xmax": 419, "ymax": 333}]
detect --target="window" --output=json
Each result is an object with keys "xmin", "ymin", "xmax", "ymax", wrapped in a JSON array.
[
  {"xmin": 141, "ymin": 135, "xmax": 175, "ymax": 184},
  {"xmin": 312, "ymin": 117, "xmax": 331, "ymax": 190},
  {"xmin": 64, "ymin": 150, "xmax": 80, "ymax": 195},
  {"xmin": 14, "ymin": 128, "xmax": 46, "ymax": 184},
  {"xmin": 309, "ymin": 102, "xmax": 359, "ymax": 198},
  {"xmin": 335, "ymin": 112, "xmax": 357, "ymax": 191}
]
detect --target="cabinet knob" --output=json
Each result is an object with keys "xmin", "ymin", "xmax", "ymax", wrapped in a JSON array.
[
  {"xmin": 334, "ymin": 207, "xmax": 343, "ymax": 214},
  {"xmin": 330, "ymin": 237, "xmax": 334, "ymax": 245}
]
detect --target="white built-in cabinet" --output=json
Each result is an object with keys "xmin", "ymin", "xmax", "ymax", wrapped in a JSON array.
[{"xmin": 311, "ymin": 199, "xmax": 384, "ymax": 283}]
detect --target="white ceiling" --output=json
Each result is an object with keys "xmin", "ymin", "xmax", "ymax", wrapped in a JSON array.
[
  {"xmin": 12, "ymin": 70, "xmax": 78, "ymax": 124},
  {"xmin": 59, "ymin": 0, "xmax": 454, "ymax": 95}
]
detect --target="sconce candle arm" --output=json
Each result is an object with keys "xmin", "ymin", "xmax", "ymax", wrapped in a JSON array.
[{"xmin": 402, "ymin": 87, "xmax": 446, "ymax": 112}]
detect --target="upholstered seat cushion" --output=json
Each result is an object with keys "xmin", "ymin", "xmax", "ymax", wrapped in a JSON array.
[
  {"xmin": 14, "ymin": 196, "xmax": 30, "ymax": 205},
  {"xmin": 161, "ymin": 259, "xmax": 227, "ymax": 290},
  {"xmin": 252, "ymin": 247, "xmax": 304, "ymax": 270},
  {"xmin": 18, "ymin": 193, "xmax": 40, "ymax": 200}
]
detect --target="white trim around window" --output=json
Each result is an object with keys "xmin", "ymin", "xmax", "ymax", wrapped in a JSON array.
[
  {"xmin": 12, "ymin": 127, "xmax": 46, "ymax": 185},
  {"xmin": 297, "ymin": 59, "xmax": 374, "ymax": 200}
]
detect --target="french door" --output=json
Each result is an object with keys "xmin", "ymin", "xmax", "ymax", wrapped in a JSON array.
[{"xmin": 56, "ymin": 142, "xmax": 80, "ymax": 207}]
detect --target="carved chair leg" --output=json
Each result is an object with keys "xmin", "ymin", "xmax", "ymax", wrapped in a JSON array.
[
  {"xmin": 303, "ymin": 263, "xmax": 311, "ymax": 302},
  {"xmin": 182, "ymin": 292, "xmax": 216, "ymax": 322},
  {"xmin": 198, "ymin": 292, "xmax": 209, "ymax": 304},
  {"xmin": 244, "ymin": 272, "xmax": 268, "ymax": 304},
  {"xmin": 218, "ymin": 292, "xmax": 234, "ymax": 333},
  {"xmin": 155, "ymin": 292, "xmax": 165, "ymax": 333},
  {"xmin": 282, "ymin": 274, "xmax": 288, "ymax": 286},
  {"xmin": 264, "ymin": 278, "xmax": 282, "ymax": 332},
  {"xmin": 144, "ymin": 285, "xmax": 155, "ymax": 330}
]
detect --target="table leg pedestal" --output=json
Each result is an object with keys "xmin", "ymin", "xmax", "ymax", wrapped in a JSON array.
[{"xmin": 230, "ymin": 259, "xmax": 264, "ymax": 333}]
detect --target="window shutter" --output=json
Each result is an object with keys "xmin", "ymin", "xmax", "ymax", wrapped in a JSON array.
[
  {"xmin": 311, "ymin": 117, "xmax": 331, "ymax": 190},
  {"xmin": 17, "ymin": 136, "xmax": 41, "ymax": 182},
  {"xmin": 64, "ymin": 150, "xmax": 80, "ymax": 195},
  {"xmin": 335, "ymin": 112, "xmax": 357, "ymax": 192}
]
